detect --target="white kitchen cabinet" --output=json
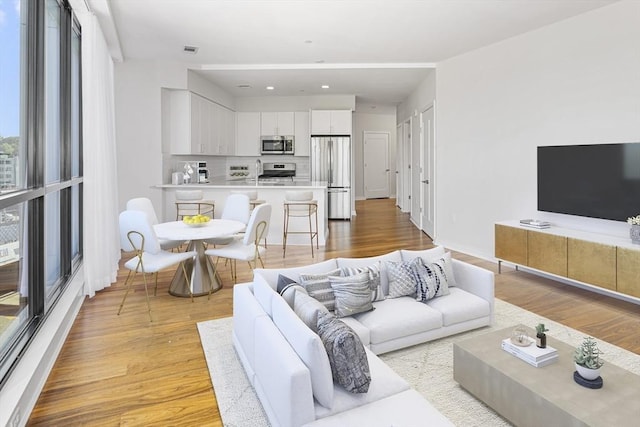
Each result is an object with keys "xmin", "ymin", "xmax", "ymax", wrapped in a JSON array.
[
  {"xmin": 163, "ymin": 89, "xmax": 235, "ymax": 155},
  {"xmin": 236, "ymin": 112, "xmax": 261, "ymax": 156},
  {"xmin": 294, "ymin": 111, "xmax": 310, "ymax": 157},
  {"xmin": 310, "ymin": 110, "xmax": 352, "ymax": 135},
  {"xmin": 261, "ymin": 112, "xmax": 295, "ymax": 136}
]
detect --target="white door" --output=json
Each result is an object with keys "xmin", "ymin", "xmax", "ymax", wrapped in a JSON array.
[
  {"xmin": 395, "ymin": 124, "xmax": 403, "ymax": 209},
  {"xmin": 364, "ymin": 131, "xmax": 390, "ymax": 199},
  {"xmin": 402, "ymin": 120, "xmax": 411, "ymax": 213},
  {"xmin": 410, "ymin": 116, "xmax": 421, "ymax": 226},
  {"xmin": 421, "ymin": 106, "xmax": 435, "ymax": 238}
]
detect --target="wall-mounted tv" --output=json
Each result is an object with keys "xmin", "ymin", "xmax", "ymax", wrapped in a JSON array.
[{"xmin": 537, "ymin": 142, "xmax": 640, "ymax": 222}]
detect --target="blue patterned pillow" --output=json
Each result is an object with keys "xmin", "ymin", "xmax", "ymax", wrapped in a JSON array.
[{"xmin": 316, "ymin": 311, "xmax": 371, "ymax": 393}]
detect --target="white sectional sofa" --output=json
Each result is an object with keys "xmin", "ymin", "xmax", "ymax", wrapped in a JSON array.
[{"xmin": 232, "ymin": 246, "xmax": 494, "ymax": 427}]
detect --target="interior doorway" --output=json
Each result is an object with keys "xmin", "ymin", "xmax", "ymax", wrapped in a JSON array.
[
  {"xmin": 363, "ymin": 131, "xmax": 390, "ymax": 199},
  {"xmin": 420, "ymin": 105, "xmax": 435, "ymax": 238}
]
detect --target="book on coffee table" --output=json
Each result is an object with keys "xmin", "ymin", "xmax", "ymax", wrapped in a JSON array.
[
  {"xmin": 519, "ymin": 219, "xmax": 551, "ymax": 229},
  {"xmin": 501, "ymin": 338, "xmax": 558, "ymax": 367}
]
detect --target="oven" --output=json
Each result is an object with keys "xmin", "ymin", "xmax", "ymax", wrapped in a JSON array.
[{"xmin": 261, "ymin": 135, "xmax": 295, "ymax": 155}]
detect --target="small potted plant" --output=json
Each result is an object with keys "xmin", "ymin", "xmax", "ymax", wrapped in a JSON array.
[
  {"xmin": 574, "ymin": 336, "xmax": 604, "ymax": 380},
  {"xmin": 535, "ymin": 323, "xmax": 548, "ymax": 348}
]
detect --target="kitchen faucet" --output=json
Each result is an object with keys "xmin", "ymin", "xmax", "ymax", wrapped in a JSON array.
[{"xmin": 255, "ymin": 159, "xmax": 262, "ymax": 185}]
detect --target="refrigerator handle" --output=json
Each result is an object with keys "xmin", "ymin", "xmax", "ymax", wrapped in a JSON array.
[{"xmin": 328, "ymin": 139, "xmax": 333, "ymax": 186}]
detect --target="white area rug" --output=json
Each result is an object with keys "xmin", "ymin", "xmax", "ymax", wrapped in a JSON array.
[{"xmin": 197, "ymin": 299, "xmax": 640, "ymax": 427}]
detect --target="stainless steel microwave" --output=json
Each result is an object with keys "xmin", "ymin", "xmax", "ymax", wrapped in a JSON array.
[{"xmin": 261, "ymin": 135, "xmax": 294, "ymax": 155}]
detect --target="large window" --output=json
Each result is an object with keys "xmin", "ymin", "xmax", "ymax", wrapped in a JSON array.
[{"xmin": 0, "ymin": 0, "xmax": 82, "ymax": 383}]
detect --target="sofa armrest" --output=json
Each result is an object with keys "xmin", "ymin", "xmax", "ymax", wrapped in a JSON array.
[
  {"xmin": 451, "ymin": 259, "xmax": 494, "ymax": 321},
  {"xmin": 254, "ymin": 316, "xmax": 316, "ymax": 427}
]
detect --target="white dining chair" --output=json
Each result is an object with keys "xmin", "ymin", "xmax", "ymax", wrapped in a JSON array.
[
  {"xmin": 118, "ymin": 210, "xmax": 197, "ymax": 321},
  {"xmin": 205, "ymin": 203, "xmax": 272, "ymax": 283},
  {"xmin": 126, "ymin": 197, "xmax": 184, "ymax": 251},
  {"xmin": 205, "ymin": 193, "xmax": 251, "ymax": 247}
]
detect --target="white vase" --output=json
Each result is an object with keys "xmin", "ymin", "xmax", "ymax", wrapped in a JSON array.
[{"xmin": 575, "ymin": 362, "xmax": 600, "ymax": 380}]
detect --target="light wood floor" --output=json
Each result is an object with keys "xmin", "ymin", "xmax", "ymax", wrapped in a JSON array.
[{"xmin": 27, "ymin": 198, "xmax": 640, "ymax": 426}]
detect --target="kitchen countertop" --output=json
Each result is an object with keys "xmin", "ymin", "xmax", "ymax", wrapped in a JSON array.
[{"xmin": 156, "ymin": 178, "xmax": 327, "ymax": 189}]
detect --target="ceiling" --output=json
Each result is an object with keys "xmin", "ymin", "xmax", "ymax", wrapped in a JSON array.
[{"xmin": 91, "ymin": 0, "xmax": 617, "ymax": 106}]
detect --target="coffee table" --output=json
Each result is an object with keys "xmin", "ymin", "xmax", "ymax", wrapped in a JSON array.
[{"xmin": 453, "ymin": 326, "xmax": 640, "ymax": 427}]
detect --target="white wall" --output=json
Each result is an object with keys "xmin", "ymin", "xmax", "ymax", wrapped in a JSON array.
[
  {"xmin": 353, "ymin": 111, "xmax": 398, "ymax": 199},
  {"xmin": 433, "ymin": 1, "xmax": 640, "ymax": 259},
  {"xmin": 235, "ymin": 95, "xmax": 356, "ymax": 112},
  {"xmin": 397, "ymin": 70, "xmax": 436, "ymax": 125}
]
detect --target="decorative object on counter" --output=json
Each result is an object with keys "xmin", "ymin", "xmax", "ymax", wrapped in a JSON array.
[
  {"xmin": 535, "ymin": 323, "xmax": 548, "ymax": 348},
  {"xmin": 519, "ymin": 219, "xmax": 551, "ymax": 229},
  {"xmin": 574, "ymin": 336, "xmax": 604, "ymax": 386},
  {"xmin": 171, "ymin": 172, "xmax": 184, "ymax": 185},
  {"xmin": 182, "ymin": 162, "xmax": 195, "ymax": 184},
  {"xmin": 627, "ymin": 214, "xmax": 640, "ymax": 244},
  {"xmin": 510, "ymin": 325, "xmax": 531, "ymax": 347},
  {"xmin": 229, "ymin": 165, "xmax": 250, "ymax": 178}
]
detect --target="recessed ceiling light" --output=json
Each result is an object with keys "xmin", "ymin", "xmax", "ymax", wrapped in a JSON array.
[
  {"xmin": 321, "ymin": 85, "xmax": 330, "ymax": 89},
  {"xmin": 183, "ymin": 45, "xmax": 199, "ymax": 54},
  {"xmin": 266, "ymin": 86, "xmax": 275, "ymax": 90}
]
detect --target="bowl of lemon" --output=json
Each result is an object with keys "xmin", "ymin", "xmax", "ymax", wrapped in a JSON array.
[{"xmin": 182, "ymin": 214, "xmax": 211, "ymax": 227}]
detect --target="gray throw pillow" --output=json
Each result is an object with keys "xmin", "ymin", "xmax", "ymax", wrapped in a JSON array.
[
  {"xmin": 294, "ymin": 291, "xmax": 329, "ymax": 333},
  {"xmin": 385, "ymin": 259, "xmax": 418, "ymax": 298},
  {"xmin": 316, "ymin": 311, "xmax": 371, "ymax": 394},
  {"xmin": 277, "ymin": 274, "xmax": 297, "ymax": 294},
  {"xmin": 329, "ymin": 272, "xmax": 374, "ymax": 318},
  {"xmin": 340, "ymin": 262, "xmax": 385, "ymax": 302},
  {"xmin": 299, "ymin": 269, "xmax": 342, "ymax": 312}
]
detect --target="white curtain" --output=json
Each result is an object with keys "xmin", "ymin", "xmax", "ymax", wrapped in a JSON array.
[{"xmin": 82, "ymin": 14, "xmax": 121, "ymax": 297}]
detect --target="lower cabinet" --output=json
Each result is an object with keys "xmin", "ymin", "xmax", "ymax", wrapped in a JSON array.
[
  {"xmin": 567, "ymin": 238, "xmax": 616, "ymax": 291},
  {"xmin": 495, "ymin": 222, "xmax": 640, "ymax": 300},
  {"xmin": 617, "ymin": 247, "xmax": 640, "ymax": 298}
]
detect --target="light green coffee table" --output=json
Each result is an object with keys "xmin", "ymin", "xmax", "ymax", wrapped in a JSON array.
[{"xmin": 453, "ymin": 326, "xmax": 640, "ymax": 427}]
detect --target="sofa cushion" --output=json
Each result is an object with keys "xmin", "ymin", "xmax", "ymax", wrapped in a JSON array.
[
  {"xmin": 254, "ymin": 259, "xmax": 339, "ymax": 290},
  {"xmin": 425, "ymin": 287, "xmax": 491, "ymax": 326},
  {"xmin": 313, "ymin": 347, "xmax": 410, "ymax": 420},
  {"xmin": 253, "ymin": 274, "xmax": 277, "ymax": 316},
  {"xmin": 294, "ymin": 290, "xmax": 329, "ymax": 333},
  {"xmin": 340, "ymin": 262, "xmax": 385, "ymax": 302},
  {"xmin": 317, "ymin": 311, "xmax": 371, "ymax": 394},
  {"xmin": 329, "ymin": 272, "xmax": 374, "ymax": 318},
  {"xmin": 337, "ymin": 250, "xmax": 401, "ymax": 296},
  {"xmin": 272, "ymin": 295, "xmax": 334, "ymax": 409},
  {"xmin": 304, "ymin": 389, "xmax": 454, "ymax": 427},
  {"xmin": 385, "ymin": 259, "xmax": 419, "ymax": 298},
  {"xmin": 300, "ymin": 269, "xmax": 343, "ymax": 311},
  {"xmin": 401, "ymin": 249, "xmax": 457, "ymax": 288},
  {"xmin": 354, "ymin": 297, "xmax": 443, "ymax": 345},
  {"xmin": 280, "ymin": 282, "xmax": 308, "ymax": 307}
]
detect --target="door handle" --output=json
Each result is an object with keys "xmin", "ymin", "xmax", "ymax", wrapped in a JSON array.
[{"xmin": 421, "ymin": 179, "xmax": 429, "ymax": 184}]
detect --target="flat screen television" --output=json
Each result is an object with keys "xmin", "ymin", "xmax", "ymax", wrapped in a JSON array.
[{"xmin": 537, "ymin": 142, "xmax": 640, "ymax": 222}]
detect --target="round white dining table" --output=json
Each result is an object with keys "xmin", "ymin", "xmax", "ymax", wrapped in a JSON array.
[{"xmin": 154, "ymin": 219, "xmax": 246, "ymax": 297}]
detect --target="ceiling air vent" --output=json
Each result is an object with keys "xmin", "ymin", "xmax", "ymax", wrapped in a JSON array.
[
  {"xmin": 237, "ymin": 84, "xmax": 252, "ymax": 89},
  {"xmin": 183, "ymin": 45, "xmax": 199, "ymax": 54}
]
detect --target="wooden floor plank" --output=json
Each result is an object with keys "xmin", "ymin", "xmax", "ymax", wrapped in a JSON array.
[{"xmin": 27, "ymin": 198, "xmax": 640, "ymax": 425}]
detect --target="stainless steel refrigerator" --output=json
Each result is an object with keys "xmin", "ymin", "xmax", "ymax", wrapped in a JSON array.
[{"xmin": 311, "ymin": 136, "xmax": 351, "ymax": 219}]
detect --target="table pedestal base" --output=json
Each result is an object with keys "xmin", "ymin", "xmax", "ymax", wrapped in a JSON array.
[{"xmin": 169, "ymin": 240, "xmax": 223, "ymax": 297}]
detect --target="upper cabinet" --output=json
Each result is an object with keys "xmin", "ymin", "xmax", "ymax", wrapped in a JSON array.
[
  {"xmin": 294, "ymin": 112, "xmax": 310, "ymax": 157},
  {"xmin": 236, "ymin": 112, "xmax": 261, "ymax": 156},
  {"xmin": 261, "ymin": 112, "xmax": 295, "ymax": 136},
  {"xmin": 310, "ymin": 110, "xmax": 352, "ymax": 135},
  {"xmin": 163, "ymin": 89, "xmax": 235, "ymax": 155}
]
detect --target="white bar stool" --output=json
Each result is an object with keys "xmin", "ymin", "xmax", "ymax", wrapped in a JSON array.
[
  {"xmin": 175, "ymin": 190, "xmax": 215, "ymax": 220},
  {"xmin": 231, "ymin": 189, "xmax": 266, "ymax": 210},
  {"xmin": 283, "ymin": 190, "xmax": 318, "ymax": 257}
]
